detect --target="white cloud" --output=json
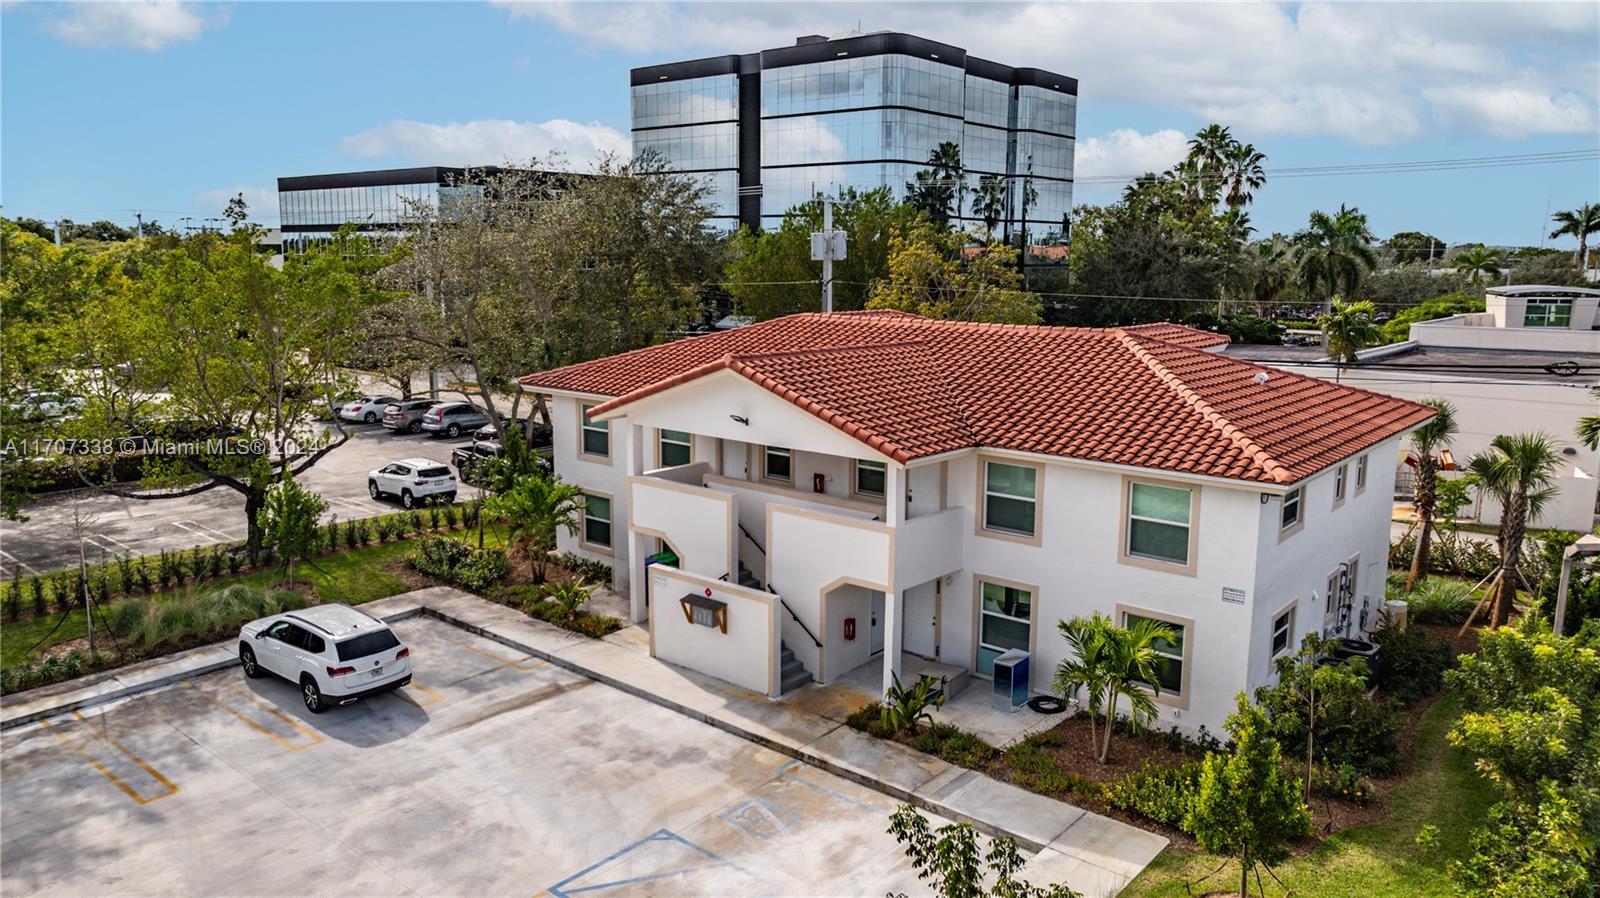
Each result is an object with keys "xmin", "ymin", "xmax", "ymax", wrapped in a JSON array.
[
  {"xmin": 1074, "ymin": 128, "xmax": 1188, "ymax": 181},
  {"xmin": 501, "ymin": 1, "xmax": 1599, "ymax": 145},
  {"xmin": 45, "ymin": 1, "xmax": 222, "ymax": 52},
  {"xmin": 338, "ymin": 118, "xmax": 630, "ymax": 168},
  {"xmin": 194, "ymin": 186, "xmax": 277, "ymax": 220}
]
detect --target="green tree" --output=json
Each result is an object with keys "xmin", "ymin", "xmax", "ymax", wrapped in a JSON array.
[
  {"xmin": 1220, "ymin": 141, "xmax": 1267, "ymax": 209},
  {"xmin": 1317, "ymin": 298, "xmax": 1380, "ymax": 366},
  {"xmin": 1184, "ymin": 694, "xmax": 1312, "ymax": 898},
  {"xmin": 257, "ymin": 477, "xmax": 329, "ymax": 587},
  {"xmin": 1385, "ymin": 231, "xmax": 1447, "ymax": 266},
  {"xmin": 866, "ymin": 222, "xmax": 1042, "ymax": 324},
  {"xmin": 973, "ymin": 175, "xmax": 1008, "ymax": 242},
  {"xmin": 1405, "ymin": 398, "xmax": 1460, "ymax": 591},
  {"xmin": 1254, "ymin": 635, "xmax": 1382, "ymax": 795},
  {"xmin": 1451, "ymin": 246, "xmax": 1502, "ymax": 285},
  {"xmin": 1293, "ymin": 205, "xmax": 1377, "ymax": 312},
  {"xmin": 482, "ymin": 472, "xmax": 583, "ymax": 582},
  {"xmin": 1548, "ymin": 202, "xmax": 1600, "ymax": 269},
  {"xmin": 887, "ymin": 805, "xmax": 1080, "ymax": 898},
  {"xmin": 904, "ymin": 141, "xmax": 964, "ymax": 227},
  {"xmin": 1051, "ymin": 612, "xmax": 1176, "ymax": 764},
  {"xmin": 1466, "ymin": 433, "xmax": 1563, "ymax": 626}
]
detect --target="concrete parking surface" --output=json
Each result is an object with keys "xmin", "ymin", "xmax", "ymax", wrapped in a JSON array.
[
  {"xmin": 0, "ymin": 617, "xmax": 969, "ymax": 898},
  {"xmin": 0, "ymin": 422, "xmax": 483, "ymax": 577}
]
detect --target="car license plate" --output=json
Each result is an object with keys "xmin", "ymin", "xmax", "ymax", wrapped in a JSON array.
[{"xmin": 370, "ymin": 667, "xmax": 384, "ymax": 678}]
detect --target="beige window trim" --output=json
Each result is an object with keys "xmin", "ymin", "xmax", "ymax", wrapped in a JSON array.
[
  {"xmin": 1269, "ymin": 600, "xmax": 1297, "ymax": 668},
  {"xmin": 1118, "ymin": 475, "xmax": 1199, "ymax": 577},
  {"xmin": 851, "ymin": 458, "xmax": 887, "ymax": 500},
  {"xmin": 1277, "ymin": 485, "xmax": 1306, "ymax": 541},
  {"xmin": 1354, "ymin": 454, "xmax": 1369, "ymax": 495},
  {"xmin": 970, "ymin": 573, "xmax": 1040, "ymax": 682},
  {"xmin": 1115, "ymin": 603, "xmax": 1193, "ymax": 710},
  {"xmin": 757, "ymin": 445, "xmax": 794, "ymax": 485},
  {"xmin": 1332, "ymin": 465, "xmax": 1348, "ymax": 510},
  {"xmin": 578, "ymin": 488, "xmax": 615, "ymax": 556},
  {"xmin": 577, "ymin": 403, "xmax": 611, "ymax": 464},
  {"xmin": 975, "ymin": 455, "xmax": 1043, "ymax": 547}
]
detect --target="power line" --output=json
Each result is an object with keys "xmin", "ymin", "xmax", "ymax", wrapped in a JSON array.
[{"xmin": 831, "ymin": 279, "xmax": 1510, "ymax": 310}]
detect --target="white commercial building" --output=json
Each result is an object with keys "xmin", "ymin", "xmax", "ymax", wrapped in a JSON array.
[{"xmin": 523, "ymin": 312, "xmax": 1434, "ymax": 736}]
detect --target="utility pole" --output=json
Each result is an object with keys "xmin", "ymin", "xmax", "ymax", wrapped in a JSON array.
[
  {"xmin": 810, "ymin": 197, "xmax": 846, "ymax": 313},
  {"xmin": 53, "ymin": 220, "xmax": 62, "ymax": 246},
  {"xmin": 134, "ymin": 211, "xmax": 144, "ymax": 239}
]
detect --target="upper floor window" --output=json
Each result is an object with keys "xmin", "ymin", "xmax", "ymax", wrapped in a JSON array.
[
  {"xmin": 659, "ymin": 429, "xmax": 692, "ymax": 467},
  {"xmin": 580, "ymin": 404, "xmax": 609, "ymax": 458},
  {"xmin": 1271, "ymin": 606, "xmax": 1295, "ymax": 657},
  {"xmin": 854, "ymin": 459, "xmax": 886, "ymax": 498},
  {"xmin": 1281, "ymin": 486, "xmax": 1304, "ymax": 532},
  {"xmin": 1524, "ymin": 297, "xmax": 1573, "ymax": 328},
  {"xmin": 1355, "ymin": 455, "xmax": 1368, "ymax": 493},
  {"xmin": 982, "ymin": 461, "xmax": 1037, "ymax": 539},
  {"xmin": 1333, "ymin": 465, "xmax": 1348, "ymax": 505},
  {"xmin": 763, "ymin": 446, "xmax": 792, "ymax": 483},
  {"xmin": 1126, "ymin": 481, "xmax": 1193, "ymax": 566}
]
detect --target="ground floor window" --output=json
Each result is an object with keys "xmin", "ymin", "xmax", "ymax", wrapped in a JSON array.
[
  {"xmin": 582, "ymin": 493, "xmax": 612, "ymax": 549},
  {"xmin": 1122, "ymin": 611, "xmax": 1185, "ymax": 696},
  {"xmin": 977, "ymin": 579, "xmax": 1032, "ymax": 677}
]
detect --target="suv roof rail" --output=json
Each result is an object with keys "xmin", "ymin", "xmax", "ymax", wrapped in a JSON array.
[{"xmin": 284, "ymin": 613, "xmax": 333, "ymax": 636}]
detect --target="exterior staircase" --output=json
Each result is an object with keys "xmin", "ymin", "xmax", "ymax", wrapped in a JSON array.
[
  {"xmin": 779, "ymin": 642, "xmax": 813, "ymax": 693},
  {"xmin": 737, "ymin": 562, "xmax": 762, "ymax": 590}
]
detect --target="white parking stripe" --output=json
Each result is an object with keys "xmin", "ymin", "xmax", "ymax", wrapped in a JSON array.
[
  {"xmin": 86, "ymin": 533, "xmax": 134, "ymax": 552},
  {"xmin": 0, "ymin": 550, "xmax": 38, "ymax": 576},
  {"xmin": 171, "ymin": 520, "xmax": 236, "ymax": 542}
]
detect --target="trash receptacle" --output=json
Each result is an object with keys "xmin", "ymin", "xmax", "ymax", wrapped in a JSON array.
[
  {"xmin": 992, "ymin": 649, "xmax": 1030, "ymax": 712},
  {"xmin": 644, "ymin": 549, "xmax": 679, "ymax": 571}
]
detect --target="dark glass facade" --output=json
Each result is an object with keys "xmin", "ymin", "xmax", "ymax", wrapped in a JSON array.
[{"xmin": 630, "ymin": 32, "xmax": 1076, "ymax": 239}]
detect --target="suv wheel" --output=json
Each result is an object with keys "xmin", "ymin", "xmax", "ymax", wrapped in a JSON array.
[
  {"xmin": 368, "ymin": 480, "xmax": 381, "ymax": 499},
  {"xmin": 408, "ymin": 420, "xmax": 422, "ymax": 434},
  {"xmin": 402, "ymin": 490, "xmax": 415, "ymax": 509},
  {"xmin": 301, "ymin": 676, "xmax": 325, "ymax": 714},
  {"xmin": 240, "ymin": 645, "xmax": 262, "ymax": 679},
  {"xmin": 445, "ymin": 423, "xmax": 460, "ymax": 438}
]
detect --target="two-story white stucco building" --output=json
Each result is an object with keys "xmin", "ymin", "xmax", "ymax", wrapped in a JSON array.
[{"xmin": 520, "ymin": 311, "xmax": 1435, "ymax": 736}]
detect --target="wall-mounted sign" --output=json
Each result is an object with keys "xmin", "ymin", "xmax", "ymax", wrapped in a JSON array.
[
  {"xmin": 1221, "ymin": 587, "xmax": 1246, "ymax": 605},
  {"xmin": 680, "ymin": 593, "xmax": 728, "ymax": 633}
]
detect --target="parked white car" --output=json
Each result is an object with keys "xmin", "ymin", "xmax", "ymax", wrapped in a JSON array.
[
  {"xmin": 368, "ymin": 457, "xmax": 457, "ymax": 508},
  {"xmin": 237, "ymin": 605, "xmax": 411, "ymax": 713},
  {"xmin": 337, "ymin": 395, "xmax": 400, "ymax": 424}
]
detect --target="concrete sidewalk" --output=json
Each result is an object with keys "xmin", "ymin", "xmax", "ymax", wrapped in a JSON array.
[{"xmin": 1, "ymin": 586, "xmax": 1166, "ymax": 895}]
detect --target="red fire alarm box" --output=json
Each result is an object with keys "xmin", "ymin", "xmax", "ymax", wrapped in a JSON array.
[
  {"xmin": 813, "ymin": 472, "xmax": 826, "ymax": 493},
  {"xmin": 843, "ymin": 617, "xmax": 856, "ymax": 641}
]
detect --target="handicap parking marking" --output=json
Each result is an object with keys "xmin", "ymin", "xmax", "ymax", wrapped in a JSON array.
[
  {"xmin": 771, "ymin": 759, "xmax": 875, "ymax": 811},
  {"xmin": 458, "ymin": 642, "xmax": 548, "ymax": 671},
  {"xmin": 718, "ymin": 796, "xmax": 801, "ymax": 840},
  {"xmin": 183, "ymin": 681, "xmax": 324, "ymax": 752},
  {"xmin": 547, "ymin": 829, "xmax": 769, "ymax": 898},
  {"xmin": 38, "ymin": 711, "xmax": 179, "ymax": 805}
]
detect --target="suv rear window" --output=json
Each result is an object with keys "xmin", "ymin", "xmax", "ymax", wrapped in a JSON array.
[
  {"xmin": 335, "ymin": 629, "xmax": 401, "ymax": 661},
  {"xmin": 417, "ymin": 466, "xmax": 451, "ymax": 478}
]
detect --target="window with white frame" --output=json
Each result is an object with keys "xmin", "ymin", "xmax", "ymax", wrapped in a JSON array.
[
  {"xmin": 977, "ymin": 580, "xmax": 1032, "ymax": 677},
  {"xmin": 1281, "ymin": 486, "xmax": 1303, "ymax": 531},
  {"xmin": 983, "ymin": 461, "xmax": 1037, "ymax": 538},
  {"xmin": 659, "ymin": 429, "xmax": 692, "ymax": 467},
  {"xmin": 1123, "ymin": 611, "xmax": 1185, "ymax": 696},
  {"xmin": 1271, "ymin": 606, "xmax": 1295, "ymax": 657},
  {"xmin": 1524, "ymin": 297, "xmax": 1573, "ymax": 328},
  {"xmin": 763, "ymin": 446, "xmax": 792, "ymax": 482},
  {"xmin": 1334, "ymin": 465, "xmax": 1348, "ymax": 504},
  {"xmin": 1356, "ymin": 455, "xmax": 1368, "ymax": 492},
  {"xmin": 854, "ymin": 459, "xmax": 886, "ymax": 497},
  {"xmin": 1126, "ymin": 481, "xmax": 1193, "ymax": 565},
  {"xmin": 580, "ymin": 405, "xmax": 609, "ymax": 458},
  {"xmin": 582, "ymin": 493, "xmax": 612, "ymax": 548}
]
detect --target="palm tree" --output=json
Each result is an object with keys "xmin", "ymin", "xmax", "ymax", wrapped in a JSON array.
[
  {"xmin": 1293, "ymin": 205, "xmax": 1378, "ymax": 312},
  {"xmin": 483, "ymin": 471, "xmax": 584, "ymax": 582},
  {"xmin": 973, "ymin": 175, "xmax": 1007, "ymax": 243},
  {"xmin": 1053, "ymin": 612, "xmax": 1175, "ymax": 763},
  {"xmin": 1466, "ymin": 433, "xmax": 1563, "ymax": 627},
  {"xmin": 1549, "ymin": 202, "xmax": 1600, "ymax": 270},
  {"xmin": 1053, "ymin": 614, "xmax": 1115, "ymax": 757},
  {"xmin": 1220, "ymin": 141, "xmax": 1267, "ymax": 208},
  {"xmin": 1451, "ymin": 246, "xmax": 1502, "ymax": 285},
  {"xmin": 1579, "ymin": 387, "xmax": 1600, "ymax": 452},
  {"xmin": 1406, "ymin": 398, "xmax": 1459, "ymax": 591},
  {"xmin": 1248, "ymin": 235, "xmax": 1294, "ymax": 314},
  {"xmin": 1318, "ymin": 298, "xmax": 1381, "ymax": 367},
  {"xmin": 1187, "ymin": 123, "xmax": 1234, "ymax": 171}
]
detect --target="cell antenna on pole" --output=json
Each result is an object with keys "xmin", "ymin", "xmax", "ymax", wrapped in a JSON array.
[{"xmin": 810, "ymin": 196, "xmax": 847, "ymax": 313}]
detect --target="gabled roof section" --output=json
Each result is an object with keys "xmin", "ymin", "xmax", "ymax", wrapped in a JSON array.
[
  {"xmin": 522, "ymin": 311, "xmax": 1434, "ymax": 484},
  {"xmin": 1121, "ymin": 322, "xmax": 1232, "ymax": 350}
]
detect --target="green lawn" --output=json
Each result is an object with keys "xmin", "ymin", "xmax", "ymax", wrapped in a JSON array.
[{"xmin": 1120, "ymin": 693, "xmax": 1494, "ymax": 898}]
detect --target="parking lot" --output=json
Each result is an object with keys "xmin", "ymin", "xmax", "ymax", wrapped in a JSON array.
[
  {"xmin": 0, "ymin": 420, "xmax": 485, "ymax": 577},
  {"xmin": 1, "ymin": 617, "xmax": 951, "ymax": 897}
]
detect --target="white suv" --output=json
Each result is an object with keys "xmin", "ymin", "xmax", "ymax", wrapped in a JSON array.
[
  {"xmin": 368, "ymin": 457, "xmax": 457, "ymax": 508},
  {"xmin": 238, "ymin": 604, "xmax": 411, "ymax": 713}
]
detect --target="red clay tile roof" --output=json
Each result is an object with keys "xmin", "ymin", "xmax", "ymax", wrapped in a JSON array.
[
  {"xmin": 1121, "ymin": 322, "xmax": 1232, "ymax": 350},
  {"xmin": 522, "ymin": 311, "xmax": 1434, "ymax": 483}
]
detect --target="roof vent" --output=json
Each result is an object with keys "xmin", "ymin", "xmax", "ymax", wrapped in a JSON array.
[
  {"xmin": 795, "ymin": 34, "xmax": 827, "ymax": 45},
  {"xmin": 1253, "ymin": 371, "xmax": 1270, "ymax": 385}
]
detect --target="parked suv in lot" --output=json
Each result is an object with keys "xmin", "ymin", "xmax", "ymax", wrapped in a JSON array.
[
  {"xmin": 238, "ymin": 604, "xmax": 411, "ymax": 713},
  {"xmin": 382, "ymin": 399, "xmax": 440, "ymax": 434},
  {"xmin": 368, "ymin": 457, "xmax": 457, "ymax": 508},
  {"xmin": 419, "ymin": 402, "xmax": 490, "ymax": 438},
  {"xmin": 452, "ymin": 440, "xmax": 553, "ymax": 484}
]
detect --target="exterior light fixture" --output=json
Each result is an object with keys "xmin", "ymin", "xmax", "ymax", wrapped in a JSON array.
[{"xmin": 729, "ymin": 414, "xmax": 749, "ymax": 425}]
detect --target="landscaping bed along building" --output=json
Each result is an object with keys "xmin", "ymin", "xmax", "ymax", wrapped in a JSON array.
[{"xmin": 0, "ymin": 500, "xmax": 622, "ymax": 695}]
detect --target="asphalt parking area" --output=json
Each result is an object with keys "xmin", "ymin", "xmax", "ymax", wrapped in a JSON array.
[{"xmin": 1, "ymin": 618, "xmax": 954, "ymax": 897}]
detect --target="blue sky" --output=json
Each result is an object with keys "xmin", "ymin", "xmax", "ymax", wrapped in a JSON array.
[{"xmin": 3, "ymin": 1, "xmax": 1597, "ymax": 247}]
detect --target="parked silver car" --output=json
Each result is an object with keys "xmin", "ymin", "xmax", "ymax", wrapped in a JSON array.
[
  {"xmin": 336, "ymin": 395, "xmax": 400, "ymax": 424},
  {"xmin": 419, "ymin": 402, "xmax": 490, "ymax": 438},
  {"xmin": 382, "ymin": 399, "xmax": 440, "ymax": 434}
]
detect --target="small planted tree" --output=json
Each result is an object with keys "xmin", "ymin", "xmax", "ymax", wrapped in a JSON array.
[
  {"xmin": 1185, "ymin": 694, "xmax": 1312, "ymax": 898},
  {"xmin": 257, "ymin": 477, "xmax": 329, "ymax": 588},
  {"xmin": 887, "ymin": 805, "xmax": 1080, "ymax": 898},
  {"xmin": 1053, "ymin": 612, "xmax": 1176, "ymax": 763},
  {"xmin": 881, "ymin": 672, "xmax": 947, "ymax": 735},
  {"xmin": 1466, "ymin": 433, "xmax": 1562, "ymax": 626},
  {"xmin": 540, "ymin": 578, "xmax": 594, "ymax": 622},
  {"xmin": 482, "ymin": 471, "xmax": 583, "ymax": 582},
  {"xmin": 1405, "ymin": 397, "xmax": 1459, "ymax": 591}
]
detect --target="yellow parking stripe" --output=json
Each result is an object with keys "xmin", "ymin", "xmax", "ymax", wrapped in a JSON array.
[
  {"xmin": 183, "ymin": 682, "xmax": 323, "ymax": 752},
  {"xmin": 397, "ymin": 682, "xmax": 444, "ymax": 706},
  {"xmin": 459, "ymin": 643, "xmax": 547, "ymax": 671},
  {"xmin": 40, "ymin": 713, "xmax": 179, "ymax": 805}
]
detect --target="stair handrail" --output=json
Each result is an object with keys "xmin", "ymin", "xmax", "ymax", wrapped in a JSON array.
[
  {"xmin": 737, "ymin": 521, "xmax": 766, "ymax": 556},
  {"xmin": 779, "ymin": 597, "xmax": 821, "ymax": 648}
]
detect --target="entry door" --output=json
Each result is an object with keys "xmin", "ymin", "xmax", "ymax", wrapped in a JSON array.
[
  {"xmin": 903, "ymin": 585, "xmax": 939, "ymax": 660},
  {"xmin": 869, "ymin": 590, "xmax": 885, "ymax": 655}
]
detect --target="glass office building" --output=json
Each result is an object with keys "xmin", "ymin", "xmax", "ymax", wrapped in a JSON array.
[{"xmin": 631, "ymin": 32, "xmax": 1076, "ymax": 239}]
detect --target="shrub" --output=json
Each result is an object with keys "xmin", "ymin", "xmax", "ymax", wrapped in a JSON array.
[
  {"xmin": 1312, "ymin": 762, "xmax": 1375, "ymax": 806},
  {"xmin": 881, "ymin": 672, "xmax": 946, "ymax": 734},
  {"xmin": 208, "ymin": 546, "xmax": 224, "ymax": 579},
  {"xmin": 327, "ymin": 520, "xmax": 340, "ymax": 552},
  {"xmin": 1003, "ymin": 735, "xmax": 1096, "ymax": 797},
  {"xmin": 1371, "ymin": 624, "xmax": 1452, "ymax": 702},
  {"xmin": 428, "ymin": 504, "xmax": 441, "ymax": 531},
  {"xmin": 1257, "ymin": 638, "xmax": 1405, "ymax": 776},
  {"xmin": 541, "ymin": 579, "xmax": 594, "ymax": 620},
  {"xmin": 117, "ymin": 554, "xmax": 135, "ymax": 595},
  {"xmin": 563, "ymin": 612, "xmax": 623, "ymax": 638},
  {"xmin": 443, "ymin": 503, "xmax": 459, "ymax": 529},
  {"xmin": 1400, "ymin": 577, "xmax": 1477, "ymax": 624},
  {"xmin": 106, "ymin": 597, "xmax": 148, "ymax": 635},
  {"xmin": 171, "ymin": 550, "xmax": 188, "ymax": 587},
  {"xmin": 189, "ymin": 546, "xmax": 208, "ymax": 582},
  {"xmin": 938, "ymin": 730, "xmax": 997, "ymax": 767},
  {"xmin": 1106, "ymin": 761, "xmax": 1204, "ymax": 831},
  {"xmin": 136, "ymin": 558, "xmax": 151, "ymax": 594},
  {"xmin": 96, "ymin": 573, "xmax": 110, "ymax": 607},
  {"xmin": 408, "ymin": 510, "xmax": 422, "ymax": 535},
  {"xmin": 551, "ymin": 551, "xmax": 613, "ymax": 584},
  {"xmin": 845, "ymin": 700, "xmax": 891, "ymax": 738},
  {"xmin": 408, "ymin": 535, "xmax": 509, "ymax": 592},
  {"xmin": 3, "ymin": 580, "xmax": 20, "ymax": 622},
  {"xmin": 344, "ymin": 519, "xmax": 358, "ymax": 550},
  {"xmin": 52, "ymin": 574, "xmax": 76, "ymax": 614},
  {"xmin": 356, "ymin": 519, "xmax": 373, "ymax": 546},
  {"xmin": 226, "ymin": 550, "xmax": 242, "ymax": 577},
  {"xmin": 454, "ymin": 547, "xmax": 510, "ymax": 593},
  {"xmin": 29, "ymin": 577, "xmax": 47, "ymax": 617}
]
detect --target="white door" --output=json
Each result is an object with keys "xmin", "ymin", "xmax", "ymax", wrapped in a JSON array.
[
  {"xmin": 869, "ymin": 590, "xmax": 885, "ymax": 655},
  {"xmin": 903, "ymin": 583, "xmax": 939, "ymax": 659}
]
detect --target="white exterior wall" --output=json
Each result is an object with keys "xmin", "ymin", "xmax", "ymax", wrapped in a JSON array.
[
  {"xmin": 648, "ymin": 565, "xmax": 780, "ymax": 697},
  {"xmin": 551, "ymin": 396, "xmax": 631, "ymax": 585},
  {"xmin": 766, "ymin": 505, "xmax": 892, "ymax": 680},
  {"xmin": 1410, "ymin": 315, "xmax": 1600, "ymax": 354}
]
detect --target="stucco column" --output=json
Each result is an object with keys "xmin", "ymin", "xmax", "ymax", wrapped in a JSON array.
[
  {"xmin": 622, "ymin": 420, "xmax": 648, "ymax": 624},
  {"xmin": 882, "ymin": 462, "xmax": 905, "ymax": 696}
]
